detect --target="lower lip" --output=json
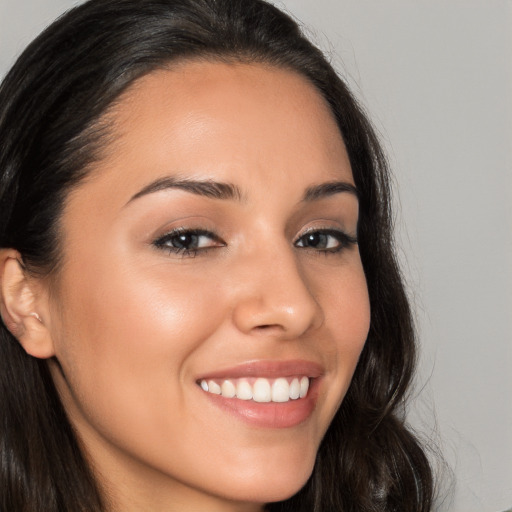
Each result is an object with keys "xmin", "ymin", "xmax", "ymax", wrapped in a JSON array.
[{"xmin": 200, "ymin": 379, "xmax": 319, "ymax": 429}]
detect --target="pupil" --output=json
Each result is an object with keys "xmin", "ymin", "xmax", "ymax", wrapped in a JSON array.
[
  {"xmin": 307, "ymin": 233, "xmax": 326, "ymax": 247},
  {"xmin": 175, "ymin": 233, "xmax": 197, "ymax": 249}
]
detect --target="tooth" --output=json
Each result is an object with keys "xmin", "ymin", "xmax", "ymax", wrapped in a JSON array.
[
  {"xmin": 253, "ymin": 378, "xmax": 271, "ymax": 402},
  {"xmin": 221, "ymin": 380, "xmax": 236, "ymax": 398},
  {"xmin": 205, "ymin": 376, "xmax": 309, "ymax": 401},
  {"xmin": 208, "ymin": 380, "xmax": 221, "ymax": 395},
  {"xmin": 289, "ymin": 378, "xmax": 300, "ymax": 400},
  {"xmin": 236, "ymin": 380, "xmax": 253, "ymax": 400},
  {"xmin": 299, "ymin": 377, "xmax": 309, "ymax": 398},
  {"xmin": 271, "ymin": 378, "xmax": 290, "ymax": 402}
]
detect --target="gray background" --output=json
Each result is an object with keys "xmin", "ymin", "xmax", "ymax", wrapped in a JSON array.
[{"xmin": 1, "ymin": 1, "xmax": 511, "ymax": 511}]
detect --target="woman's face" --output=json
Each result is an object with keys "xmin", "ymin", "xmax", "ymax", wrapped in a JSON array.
[{"xmin": 45, "ymin": 61, "xmax": 370, "ymax": 511}]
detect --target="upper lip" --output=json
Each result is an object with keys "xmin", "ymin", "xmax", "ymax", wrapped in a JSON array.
[{"xmin": 197, "ymin": 359, "xmax": 324, "ymax": 381}]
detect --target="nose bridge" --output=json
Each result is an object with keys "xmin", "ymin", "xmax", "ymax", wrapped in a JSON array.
[{"xmin": 231, "ymin": 240, "xmax": 323, "ymax": 338}]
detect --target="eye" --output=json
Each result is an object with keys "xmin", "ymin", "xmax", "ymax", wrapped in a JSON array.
[
  {"xmin": 153, "ymin": 228, "xmax": 225, "ymax": 257},
  {"xmin": 295, "ymin": 229, "xmax": 357, "ymax": 253}
]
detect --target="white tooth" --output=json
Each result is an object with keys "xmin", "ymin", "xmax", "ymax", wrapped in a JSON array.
[
  {"xmin": 253, "ymin": 378, "xmax": 271, "ymax": 402},
  {"xmin": 289, "ymin": 378, "xmax": 300, "ymax": 399},
  {"xmin": 299, "ymin": 377, "xmax": 309, "ymax": 398},
  {"xmin": 236, "ymin": 380, "xmax": 253, "ymax": 400},
  {"xmin": 208, "ymin": 380, "xmax": 221, "ymax": 395},
  {"xmin": 221, "ymin": 380, "xmax": 236, "ymax": 398},
  {"xmin": 200, "ymin": 380, "xmax": 209, "ymax": 392},
  {"xmin": 272, "ymin": 378, "xmax": 290, "ymax": 402}
]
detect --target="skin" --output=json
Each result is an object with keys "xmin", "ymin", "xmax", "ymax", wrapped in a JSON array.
[{"xmin": 37, "ymin": 62, "xmax": 370, "ymax": 511}]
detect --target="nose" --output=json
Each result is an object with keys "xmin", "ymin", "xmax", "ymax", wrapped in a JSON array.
[{"xmin": 231, "ymin": 245, "xmax": 323, "ymax": 339}]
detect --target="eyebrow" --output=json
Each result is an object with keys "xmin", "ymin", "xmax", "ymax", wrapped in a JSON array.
[
  {"xmin": 126, "ymin": 176, "xmax": 358, "ymax": 206},
  {"xmin": 302, "ymin": 181, "xmax": 359, "ymax": 202},
  {"xmin": 126, "ymin": 176, "xmax": 244, "ymax": 205}
]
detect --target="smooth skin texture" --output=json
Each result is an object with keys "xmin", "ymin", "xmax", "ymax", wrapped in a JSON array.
[{"xmin": 22, "ymin": 62, "xmax": 370, "ymax": 511}]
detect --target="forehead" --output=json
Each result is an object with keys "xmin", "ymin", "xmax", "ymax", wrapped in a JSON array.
[
  {"xmin": 71, "ymin": 60, "xmax": 353, "ymax": 209},
  {"xmin": 116, "ymin": 59, "xmax": 338, "ymax": 136}
]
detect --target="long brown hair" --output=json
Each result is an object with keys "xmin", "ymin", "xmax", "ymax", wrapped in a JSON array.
[{"xmin": 0, "ymin": 1, "xmax": 433, "ymax": 510}]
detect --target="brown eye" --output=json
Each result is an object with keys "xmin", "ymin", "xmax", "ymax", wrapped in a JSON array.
[
  {"xmin": 295, "ymin": 229, "xmax": 357, "ymax": 253},
  {"xmin": 299, "ymin": 232, "xmax": 332, "ymax": 249},
  {"xmin": 154, "ymin": 229, "xmax": 225, "ymax": 256}
]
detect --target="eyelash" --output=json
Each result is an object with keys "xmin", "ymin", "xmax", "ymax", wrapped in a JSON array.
[{"xmin": 153, "ymin": 227, "xmax": 357, "ymax": 258}]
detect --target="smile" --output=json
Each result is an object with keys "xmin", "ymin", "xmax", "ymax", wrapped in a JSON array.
[
  {"xmin": 199, "ymin": 376, "xmax": 310, "ymax": 403},
  {"xmin": 196, "ymin": 360, "xmax": 322, "ymax": 428}
]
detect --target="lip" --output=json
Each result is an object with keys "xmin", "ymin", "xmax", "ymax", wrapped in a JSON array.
[
  {"xmin": 196, "ymin": 359, "xmax": 324, "ymax": 429},
  {"xmin": 197, "ymin": 359, "xmax": 324, "ymax": 381}
]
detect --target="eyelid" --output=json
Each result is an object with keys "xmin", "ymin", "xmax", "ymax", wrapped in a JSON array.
[{"xmin": 154, "ymin": 226, "xmax": 222, "ymax": 243}]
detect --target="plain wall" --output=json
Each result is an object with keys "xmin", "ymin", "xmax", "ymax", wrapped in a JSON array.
[{"xmin": 1, "ymin": 1, "xmax": 511, "ymax": 511}]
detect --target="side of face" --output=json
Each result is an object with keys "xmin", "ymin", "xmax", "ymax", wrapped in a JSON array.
[{"xmin": 30, "ymin": 62, "xmax": 370, "ymax": 510}]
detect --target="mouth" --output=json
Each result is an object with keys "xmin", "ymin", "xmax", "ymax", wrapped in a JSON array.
[{"xmin": 196, "ymin": 360, "xmax": 322, "ymax": 428}]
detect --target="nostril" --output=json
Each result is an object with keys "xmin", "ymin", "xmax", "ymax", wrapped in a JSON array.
[{"xmin": 254, "ymin": 324, "xmax": 283, "ymax": 333}]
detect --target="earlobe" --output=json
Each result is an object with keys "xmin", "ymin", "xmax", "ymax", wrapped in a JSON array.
[{"xmin": 0, "ymin": 249, "xmax": 55, "ymax": 359}]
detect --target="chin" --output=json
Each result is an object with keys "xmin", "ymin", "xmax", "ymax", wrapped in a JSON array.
[{"xmin": 217, "ymin": 456, "xmax": 315, "ymax": 505}]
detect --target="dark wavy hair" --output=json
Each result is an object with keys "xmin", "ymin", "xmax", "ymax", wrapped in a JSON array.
[{"xmin": 0, "ymin": 0, "xmax": 434, "ymax": 510}]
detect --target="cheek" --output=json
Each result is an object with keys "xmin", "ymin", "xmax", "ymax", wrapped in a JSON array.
[
  {"xmin": 51, "ymin": 255, "xmax": 224, "ymax": 437},
  {"xmin": 316, "ymin": 257, "xmax": 370, "ymax": 346},
  {"xmin": 311, "ymin": 259, "xmax": 370, "ymax": 408},
  {"xmin": 339, "ymin": 266, "xmax": 370, "ymax": 366},
  {"xmin": 335, "ymin": 270, "xmax": 370, "ymax": 352}
]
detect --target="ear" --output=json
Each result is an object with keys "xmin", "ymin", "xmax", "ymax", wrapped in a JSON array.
[{"xmin": 0, "ymin": 249, "xmax": 55, "ymax": 359}]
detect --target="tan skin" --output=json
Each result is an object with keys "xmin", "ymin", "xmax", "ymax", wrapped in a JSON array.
[{"xmin": 0, "ymin": 61, "xmax": 370, "ymax": 511}]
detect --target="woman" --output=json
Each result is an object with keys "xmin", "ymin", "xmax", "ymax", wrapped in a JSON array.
[{"xmin": 0, "ymin": 0, "xmax": 434, "ymax": 510}]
